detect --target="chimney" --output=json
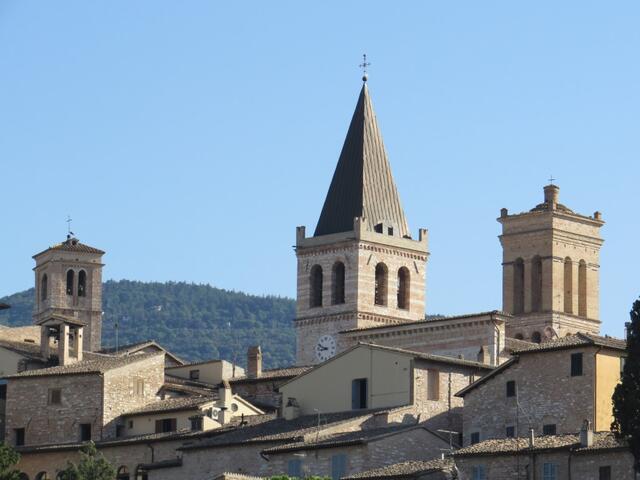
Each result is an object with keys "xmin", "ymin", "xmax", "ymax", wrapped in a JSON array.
[
  {"xmin": 283, "ymin": 397, "xmax": 301, "ymax": 420},
  {"xmin": 248, "ymin": 345, "xmax": 262, "ymax": 379},
  {"xmin": 217, "ymin": 380, "xmax": 233, "ymax": 424},
  {"xmin": 580, "ymin": 420, "xmax": 594, "ymax": 448},
  {"xmin": 528, "ymin": 428, "xmax": 535, "ymax": 448},
  {"xmin": 543, "ymin": 184, "xmax": 560, "ymax": 209}
]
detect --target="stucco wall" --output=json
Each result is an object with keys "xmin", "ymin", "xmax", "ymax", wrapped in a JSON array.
[
  {"xmin": 280, "ymin": 346, "xmax": 413, "ymax": 415},
  {"xmin": 595, "ymin": 350, "xmax": 622, "ymax": 431}
]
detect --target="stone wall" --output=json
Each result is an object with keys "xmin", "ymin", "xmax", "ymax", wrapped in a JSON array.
[
  {"xmin": 6, "ymin": 374, "xmax": 103, "ymax": 446},
  {"xmin": 461, "ymin": 347, "xmax": 596, "ymax": 445},
  {"xmin": 263, "ymin": 428, "xmax": 447, "ymax": 478},
  {"xmin": 102, "ymin": 354, "xmax": 165, "ymax": 439},
  {"xmin": 455, "ymin": 449, "xmax": 634, "ymax": 480}
]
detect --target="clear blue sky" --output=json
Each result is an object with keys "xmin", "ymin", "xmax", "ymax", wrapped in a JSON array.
[{"xmin": 1, "ymin": 2, "xmax": 639, "ymax": 338}]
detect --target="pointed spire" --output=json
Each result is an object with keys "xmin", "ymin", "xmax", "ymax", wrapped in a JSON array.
[{"xmin": 314, "ymin": 84, "xmax": 410, "ymax": 238}]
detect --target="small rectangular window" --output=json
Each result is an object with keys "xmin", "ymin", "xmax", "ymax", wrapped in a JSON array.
[
  {"xmin": 189, "ymin": 369, "xmax": 200, "ymax": 380},
  {"xmin": 571, "ymin": 353, "xmax": 583, "ymax": 376},
  {"xmin": 506, "ymin": 380, "xmax": 516, "ymax": 397},
  {"xmin": 599, "ymin": 466, "xmax": 611, "ymax": 480},
  {"xmin": 128, "ymin": 420, "xmax": 134, "ymax": 429},
  {"xmin": 472, "ymin": 465, "xmax": 486, "ymax": 480},
  {"xmin": 116, "ymin": 424, "xmax": 125, "ymax": 437},
  {"xmin": 470, "ymin": 432, "xmax": 480, "ymax": 445},
  {"xmin": 79, "ymin": 423, "xmax": 92, "ymax": 441},
  {"xmin": 427, "ymin": 370, "xmax": 440, "ymax": 400},
  {"xmin": 48, "ymin": 388, "xmax": 62, "ymax": 405},
  {"xmin": 287, "ymin": 459, "xmax": 302, "ymax": 478},
  {"xmin": 543, "ymin": 424, "xmax": 557, "ymax": 435},
  {"xmin": 351, "ymin": 378, "xmax": 368, "ymax": 410},
  {"xmin": 0, "ymin": 384, "xmax": 6, "ymax": 400},
  {"xmin": 543, "ymin": 463, "xmax": 557, "ymax": 480},
  {"xmin": 155, "ymin": 418, "xmax": 177, "ymax": 433},
  {"xmin": 190, "ymin": 416, "xmax": 203, "ymax": 431},
  {"xmin": 14, "ymin": 428, "xmax": 25, "ymax": 447},
  {"xmin": 331, "ymin": 454, "xmax": 347, "ymax": 480},
  {"xmin": 135, "ymin": 378, "xmax": 145, "ymax": 397},
  {"xmin": 506, "ymin": 426, "xmax": 515, "ymax": 438}
]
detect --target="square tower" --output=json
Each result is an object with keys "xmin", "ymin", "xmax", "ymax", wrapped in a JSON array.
[
  {"xmin": 33, "ymin": 236, "xmax": 105, "ymax": 352},
  {"xmin": 294, "ymin": 82, "xmax": 429, "ymax": 365},
  {"xmin": 498, "ymin": 185, "xmax": 604, "ymax": 342}
]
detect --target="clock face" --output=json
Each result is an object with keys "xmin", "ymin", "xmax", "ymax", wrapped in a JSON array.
[{"xmin": 315, "ymin": 334, "xmax": 337, "ymax": 362}]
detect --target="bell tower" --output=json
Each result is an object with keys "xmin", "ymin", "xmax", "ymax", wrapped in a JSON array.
[
  {"xmin": 294, "ymin": 81, "xmax": 429, "ymax": 365},
  {"xmin": 33, "ymin": 235, "xmax": 105, "ymax": 352},
  {"xmin": 498, "ymin": 184, "xmax": 604, "ymax": 342}
]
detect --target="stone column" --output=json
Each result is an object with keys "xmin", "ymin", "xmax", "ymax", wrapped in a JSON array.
[
  {"xmin": 74, "ymin": 326, "xmax": 84, "ymax": 362},
  {"xmin": 40, "ymin": 326, "xmax": 50, "ymax": 359},
  {"xmin": 58, "ymin": 323, "xmax": 70, "ymax": 366},
  {"xmin": 502, "ymin": 262, "xmax": 514, "ymax": 314}
]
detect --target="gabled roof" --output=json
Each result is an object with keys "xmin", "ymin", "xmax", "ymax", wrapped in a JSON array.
[
  {"xmin": 279, "ymin": 343, "xmax": 493, "ymax": 390},
  {"xmin": 511, "ymin": 333, "xmax": 626, "ymax": 354},
  {"xmin": 179, "ymin": 409, "xmax": 390, "ymax": 451},
  {"xmin": 0, "ymin": 338, "xmax": 45, "ymax": 361},
  {"xmin": 314, "ymin": 83, "xmax": 409, "ymax": 238},
  {"xmin": 455, "ymin": 357, "xmax": 518, "ymax": 398},
  {"xmin": 5, "ymin": 351, "xmax": 163, "ymax": 378},
  {"xmin": 342, "ymin": 458, "xmax": 454, "ymax": 479},
  {"xmin": 228, "ymin": 365, "xmax": 311, "ymax": 384},
  {"xmin": 261, "ymin": 424, "xmax": 444, "ymax": 455},
  {"xmin": 99, "ymin": 340, "xmax": 185, "ymax": 365},
  {"xmin": 36, "ymin": 314, "xmax": 87, "ymax": 327},
  {"xmin": 454, "ymin": 431, "xmax": 626, "ymax": 457},
  {"xmin": 125, "ymin": 396, "xmax": 217, "ymax": 416},
  {"xmin": 33, "ymin": 236, "xmax": 105, "ymax": 258}
]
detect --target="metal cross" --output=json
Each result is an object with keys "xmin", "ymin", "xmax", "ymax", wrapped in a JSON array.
[
  {"xmin": 548, "ymin": 175, "xmax": 556, "ymax": 185},
  {"xmin": 66, "ymin": 215, "xmax": 73, "ymax": 234},
  {"xmin": 359, "ymin": 54, "xmax": 371, "ymax": 77}
]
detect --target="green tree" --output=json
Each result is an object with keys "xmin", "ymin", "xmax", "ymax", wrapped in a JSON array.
[
  {"xmin": 0, "ymin": 443, "xmax": 21, "ymax": 480},
  {"xmin": 57, "ymin": 442, "xmax": 115, "ymax": 480},
  {"xmin": 612, "ymin": 298, "xmax": 640, "ymax": 471}
]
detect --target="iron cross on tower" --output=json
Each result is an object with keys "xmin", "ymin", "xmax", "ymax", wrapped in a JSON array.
[
  {"xmin": 548, "ymin": 175, "xmax": 556, "ymax": 185},
  {"xmin": 66, "ymin": 215, "xmax": 74, "ymax": 237},
  {"xmin": 359, "ymin": 54, "xmax": 371, "ymax": 82}
]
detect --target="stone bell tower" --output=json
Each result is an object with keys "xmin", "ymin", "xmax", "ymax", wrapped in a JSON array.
[
  {"xmin": 33, "ymin": 236, "xmax": 105, "ymax": 352},
  {"xmin": 294, "ymin": 80, "xmax": 429, "ymax": 365},
  {"xmin": 498, "ymin": 184, "xmax": 604, "ymax": 342}
]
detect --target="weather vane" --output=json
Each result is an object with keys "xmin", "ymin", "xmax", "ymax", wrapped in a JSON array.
[
  {"xmin": 548, "ymin": 175, "xmax": 556, "ymax": 185},
  {"xmin": 359, "ymin": 54, "xmax": 371, "ymax": 82},
  {"xmin": 66, "ymin": 215, "xmax": 74, "ymax": 237}
]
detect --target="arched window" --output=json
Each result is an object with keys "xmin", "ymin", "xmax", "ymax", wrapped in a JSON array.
[
  {"xmin": 78, "ymin": 270, "xmax": 87, "ymax": 297},
  {"xmin": 397, "ymin": 267, "xmax": 410, "ymax": 310},
  {"xmin": 578, "ymin": 260, "xmax": 587, "ymax": 317},
  {"xmin": 331, "ymin": 262, "xmax": 345, "ymax": 305},
  {"xmin": 35, "ymin": 473, "xmax": 48, "ymax": 480},
  {"xmin": 41, "ymin": 274, "xmax": 48, "ymax": 301},
  {"xmin": 531, "ymin": 331, "xmax": 542, "ymax": 344},
  {"xmin": 117, "ymin": 466, "xmax": 130, "ymax": 480},
  {"xmin": 66, "ymin": 270, "xmax": 74, "ymax": 296},
  {"xmin": 531, "ymin": 256, "xmax": 543, "ymax": 312},
  {"xmin": 374, "ymin": 263, "xmax": 388, "ymax": 306},
  {"xmin": 134, "ymin": 466, "xmax": 148, "ymax": 480},
  {"xmin": 513, "ymin": 258, "xmax": 525, "ymax": 314},
  {"xmin": 514, "ymin": 333, "xmax": 524, "ymax": 340},
  {"xmin": 564, "ymin": 257, "xmax": 573, "ymax": 314},
  {"xmin": 309, "ymin": 265, "xmax": 323, "ymax": 308}
]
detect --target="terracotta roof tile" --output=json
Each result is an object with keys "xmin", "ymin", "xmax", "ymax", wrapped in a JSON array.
[
  {"xmin": 5, "ymin": 351, "xmax": 162, "ymax": 378},
  {"xmin": 511, "ymin": 333, "xmax": 626, "ymax": 354},
  {"xmin": 33, "ymin": 237, "xmax": 105, "ymax": 257},
  {"xmin": 454, "ymin": 432, "xmax": 625, "ymax": 457},
  {"xmin": 343, "ymin": 458, "xmax": 454, "ymax": 479},
  {"xmin": 229, "ymin": 365, "xmax": 312, "ymax": 383},
  {"xmin": 125, "ymin": 396, "xmax": 216, "ymax": 416}
]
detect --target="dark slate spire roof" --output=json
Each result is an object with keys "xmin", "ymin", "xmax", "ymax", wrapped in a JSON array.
[{"xmin": 314, "ymin": 84, "xmax": 410, "ymax": 238}]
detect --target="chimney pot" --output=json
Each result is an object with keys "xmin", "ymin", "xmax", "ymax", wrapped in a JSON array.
[{"xmin": 580, "ymin": 419, "xmax": 593, "ymax": 447}]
